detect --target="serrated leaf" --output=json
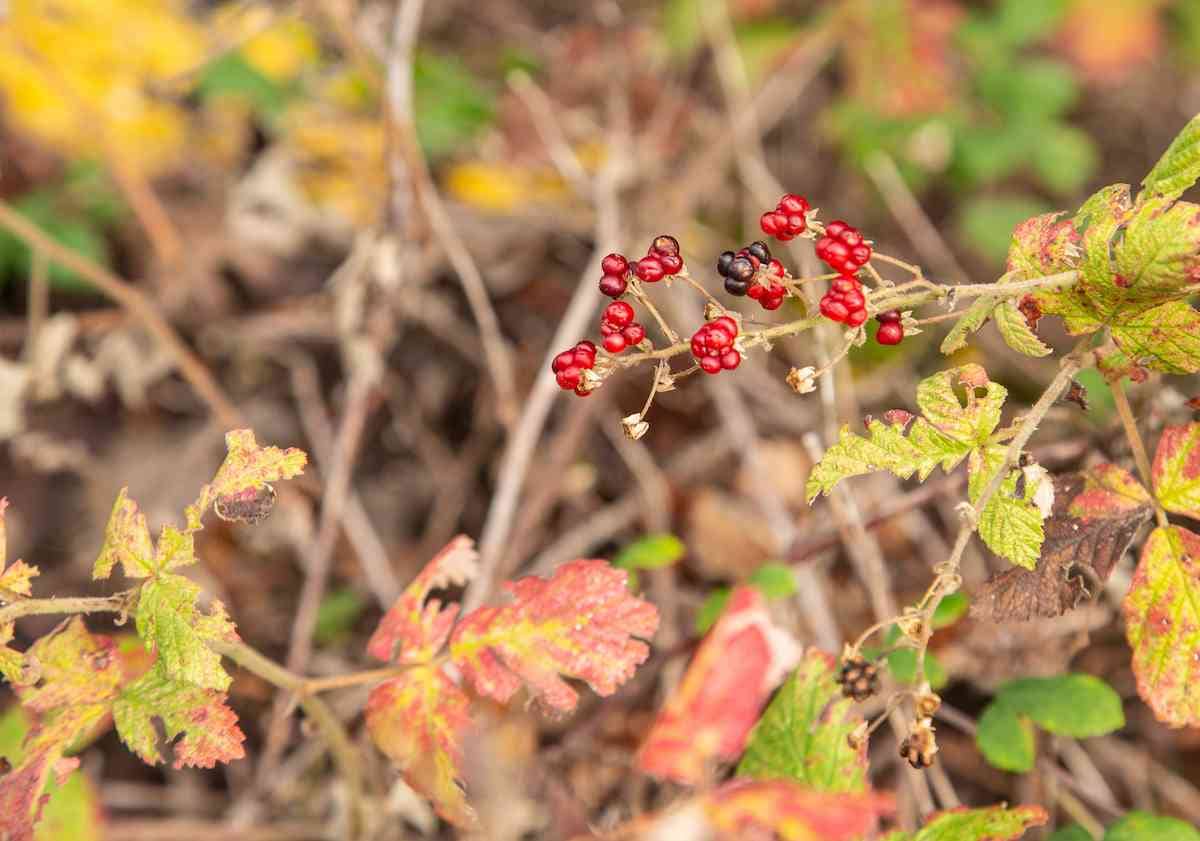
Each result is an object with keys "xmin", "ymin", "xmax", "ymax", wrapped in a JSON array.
[
  {"xmin": 92, "ymin": 489, "xmax": 155, "ymax": 579},
  {"xmin": 973, "ymin": 465, "xmax": 1152, "ymax": 622},
  {"xmin": 1109, "ymin": 300, "xmax": 1200, "ymax": 375},
  {"xmin": 113, "ymin": 668, "xmax": 245, "ymax": 769},
  {"xmin": 940, "ymin": 296, "xmax": 998, "ymax": 355},
  {"xmin": 994, "ymin": 298, "xmax": 1052, "ymax": 357},
  {"xmin": 705, "ymin": 780, "xmax": 894, "ymax": 841},
  {"xmin": 365, "ymin": 665, "xmax": 473, "ymax": 826},
  {"xmin": 1006, "ymin": 211, "xmax": 1080, "ymax": 279},
  {"xmin": 637, "ymin": 587, "xmax": 799, "ymax": 784},
  {"xmin": 969, "ymin": 447, "xmax": 1047, "ymax": 569},
  {"xmin": 1123, "ymin": 525, "xmax": 1200, "ymax": 727},
  {"xmin": 367, "ymin": 536, "xmax": 478, "ymax": 665},
  {"xmin": 1, "ymin": 619, "xmax": 123, "ymax": 841},
  {"xmin": 449, "ymin": 559, "xmax": 658, "ymax": 713},
  {"xmin": 209, "ymin": 429, "xmax": 307, "ymax": 501},
  {"xmin": 1152, "ymin": 423, "xmax": 1200, "ymax": 518},
  {"xmin": 1105, "ymin": 198, "xmax": 1200, "ymax": 311},
  {"xmin": 153, "ymin": 525, "xmax": 194, "ymax": 572},
  {"xmin": 808, "ymin": 365, "xmax": 1007, "ymax": 501},
  {"xmin": 890, "ymin": 805, "xmax": 1049, "ymax": 841},
  {"xmin": 135, "ymin": 575, "xmax": 235, "ymax": 692},
  {"xmin": 1106, "ymin": 811, "xmax": 1200, "ymax": 841},
  {"xmin": 1141, "ymin": 112, "xmax": 1200, "ymax": 202},
  {"xmin": 738, "ymin": 650, "xmax": 867, "ymax": 792}
]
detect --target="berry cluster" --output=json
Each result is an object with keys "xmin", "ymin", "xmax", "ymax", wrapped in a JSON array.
[
  {"xmin": 759, "ymin": 194, "xmax": 810, "ymax": 241},
  {"xmin": 819, "ymin": 275, "xmax": 868, "ymax": 327},
  {"xmin": 815, "ymin": 220, "xmax": 872, "ymax": 276},
  {"xmin": 599, "ymin": 253, "xmax": 630, "ymax": 298},
  {"xmin": 690, "ymin": 315, "xmax": 741, "ymax": 374},
  {"xmin": 836, "ymin": 656, "xmax": 880, "ymax": 702},
  {"xmin": 551, "ymin": 341, "xmax": 597, "ymax": 395},
  {"xmin": 875, "ymin": 309, "xmax": 905, "ymax": 345},
  {"xmin": 599, "ymin": 301, "xmax": 646, "ymax": 354},
  {"xmin": 635, "ymin": 235, "xmax": 684, "ymax": 284},
  {"xmin": 717, "ymin": 241, "xmax": 787, "ymax": 310}
]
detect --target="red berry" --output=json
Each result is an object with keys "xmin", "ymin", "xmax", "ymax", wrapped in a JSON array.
[
  {"xmin": 851, "ymin": 244, "xmax": 871, "ymax": 264},
  {"xmin": 576, "ymin": 340, "xmax": 596, "ymax": 354},
  {"xmin": 877, "ymin": 309, "xmax": 902, "ymax": 324},
  {"xmin": 832, "ymin": 277, "xmax": 858, "ymax": 294},
  {"xmin": 623, "ymin": 323, "xmax": 645, "ymax": 345},
  {"xmin": 601, "ymin": 253, "xmax": 628, "ymax": 276},
  {"xmin": 877, "ymin": 322, "xmax": 904, "ymax": 345},
  {"xmin": 553, "ymin": 351, "xmax": 575, "ymax": 370},
  {"xmin": 776, "ymin": 230, "xmax": 796, "ymax": 242},
  {"xmin": 846, "ymin": 308, "xmax": 868, "ymax": 327},
  {"xmin": 604, "ymin": 301, "xmax": 635, "ymax": 327},
  {"xmin": 603, "ymin": 333, "xmax": 627, "ymax": 353},
  {"xmin": 699, "ymin": 356, "xmax": 722, "ymax": 374},
  {"xmin": 651, "ymin": 235, "xmax": 680, "ymax": 256},
  {"xmin": 721, "ymin": 349, "xmax": 741, "ymax": 370},
  {"xmin": 842, "ymin": 289, "xmax": 865, "ymax": 310},
  {"xmin": 636, "ymin": 256, "xmax": 665, "ymax": 282},
  {"xmin": 762, "ymin": 294, "xmax": 783, "ymax": 310},
  {"xmin": 759, "ymin": 211, "xmax": 781, "ymax": 236},
  {"xmin": 778, "ymin": 194, "xmax": 809, "ymax": 215},
  {"xmin": 599, "ymin": 274, "xmax": 627, "ymax": 297},
  {"xmin": 747, "ymin": 283, "xmax": 765, "ymax": 300},
  {"xmin": 599, "ymin": 321, "xmax": 617, "ymax": 336},
  {"xmin": 659, "ymin": 253, "xmax": 683, "ymax": 274},
  {"xmin": 691, "ymin": 317, "xmax": 741, "ymax": 375},
  {"xmin": 714, "ymin": 316, "xmax": 739, "ymax": 337},
  {"xmin": 766, "ymin": 258, "xmax": 785, "ymax": 278},
  {"xmin": 820, "ymin": 297, "xmax": 849, "ymax": 322},
  {"xmin": 556, "ymin": 368, "xmax": 581, "ymax": 390},
  {"xmin": 825, "ymin": 220, "xmax": 848, "ymax": 237}
]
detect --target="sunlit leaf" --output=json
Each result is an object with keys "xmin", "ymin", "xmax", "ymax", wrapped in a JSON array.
[{"xmin": 1151, "ymin": 423, "xmax": 1200, "ymax": 518}]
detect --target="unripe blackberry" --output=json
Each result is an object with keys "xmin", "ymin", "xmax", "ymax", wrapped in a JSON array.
[
  {"xmin": 747, "ymin": 241, "xmax": 771, "ymax": 262},
  {"xmin": 717, "ymin": 250, "xmax": 736, "ymax": 277},
  {"xmin": 727, "ymin": 256, "xmax": 755, "ymax": 284},
  {"xmin": 724, "ymin": 276, "xmax": 750, "ymax": 296},
  {"xmin": 651, "ymin": 234, "xmax": 680, "ymax": 256},
  {"xmin": 837, "ymin": 656, "xmax": 880, "ymax": 702}
]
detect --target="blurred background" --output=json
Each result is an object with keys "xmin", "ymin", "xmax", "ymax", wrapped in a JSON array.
[{"xmin": 1, "ymin": 0, "xmax": 1199, "ymax": 838}]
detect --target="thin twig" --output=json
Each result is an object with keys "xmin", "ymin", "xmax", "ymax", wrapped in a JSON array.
[{"xmin": 1112, "ymin": 379, "xmax": 1168, "ymax": 528}]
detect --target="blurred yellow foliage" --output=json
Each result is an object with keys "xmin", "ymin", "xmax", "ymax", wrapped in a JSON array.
[
  {"xmin": 211, "ymin": 5, "xmax": 318, "ymax": 82},
  {"xmin": 283, "ymin": 101, "xmax": 387, "ymax": 227},
  {"xmin": 0, "ymin": 0, "xmax": 205, "ymax": 173}
]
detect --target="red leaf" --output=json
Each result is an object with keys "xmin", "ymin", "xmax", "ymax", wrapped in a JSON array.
[
  {"xmin": 449, "ymin": 560, "xmax": 658, "ymax": 713},
  {"xmin": 705, "ymin": 779, "xmax": 894, "ymax": 841},
  {"xmin": 365, "ymin": 665, "xmax": 474, "ymax": 826},
  {"xmin": 367, "ymin": 536, "xmax": 479, "ymax": 664},
  {"xmin": 636, "ymin": 587, "xmax": 800, "ymax": 784}
]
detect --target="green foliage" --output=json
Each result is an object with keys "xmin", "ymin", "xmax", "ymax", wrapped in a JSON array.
[
  {"xmin": 413, "ymin": 52, "xmax": 495, "ymax": 158},
  {"xmin": 1105, "ymin": 812, "xmax": 1200, "ymax": 841},
  {"xmin": 135, "ymin": 575, "xmax": 235, "ymax": 691},
  {"xmin": 113, "ymin": 670, "xmax": 244, "ymax": 769},
  {"xmin": 1047, "ymin": 827, "xmax": 1094, "ymax": 841},
  {"xmin": 694, "ymin": 563, "xmax": 797, "ymax": 634},
  {"xmin": 196, "ymin": 52, "xmax": 294, "ymax": 121},
  {"xmin": 807, "ymin": 364, "xmax": 1046, "ymax": 568},
  {"xmin": 314, "ymin": 588, "xmax": 367, "ymax": 645},
  {"xmin": 884, "ymin": 804, "xmax": 1049, "ymax": 841},
  {"xmin": 993, "ymin": 299, "xmax": 1051, "ymax": 357},
  {"xmin": 737, "ymin": 650, "xmax": 867, "ymax": 792},
  {"xmin": 614, "ymin": 533, "xmax": 685, "ymax": 591},
  {"xmin": 960, "ymin": 196, "xmax": 1054, "ymax": 264},
  {"xmin": 1140, "ymin": 112, "xmax": 1200, "ymax": 202},
  {"xmin": 977, "ymin": 675, "xmax": 1124, "ymax": 772}
]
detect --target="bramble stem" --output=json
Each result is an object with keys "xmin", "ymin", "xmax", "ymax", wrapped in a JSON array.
[{"xmin": 1111, "ymin": 379, "xmax": 1169, "ymax": 529}]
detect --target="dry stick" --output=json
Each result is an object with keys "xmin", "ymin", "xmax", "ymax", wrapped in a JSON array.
[
  {"xmin": 1111, "ymin": 379, "xmax": 1168, "ymax": 528},
  {"xmin": 23, "ymin": 249, "xmax": 48, "ymax": 364},
  {"xmin": 0, "ymin": 200, "xmax": 240, "ymax": 429},
  {"xmin": 384, "ymin": 0, "xmax": 518, "ymax": 427}
]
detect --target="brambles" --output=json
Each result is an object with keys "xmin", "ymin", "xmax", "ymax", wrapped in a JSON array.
[
  {"xmin": 760, "ymin": 193, "xmax": 811, "ymax": 240},
  {"xmin": 598, "ymin": 252, "xmax": 629, "ymax": 297},
  {"xmin": 836, "ymin": 655, "xmax": 880, "ymax": 702},
  {"xmin": 550, "ymin": 340, "xmax": 597, "ymax": 394},
  {"xmin": 599, "ymin": 301, "xmax": 645, "ymax": 354},
  {"xmin": 875, "ymin": 309, "xmax": 904, "ymax": 345},
  {"xmin": 820, "ymin": 274, "xmax": 869, "ymax": 326},
  {"xmin": 815, "ymin": 220, "xmax": 873, "ymax": 276},
  {"xmin": 690, "ymin": 316, "xmax": 741, "ymax": 374}
]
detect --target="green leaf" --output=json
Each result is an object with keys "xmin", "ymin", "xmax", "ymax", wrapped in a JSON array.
[
  {"xmin": 1006, "ymin": 211, "xmax": 1079, "ymax": 279},
  {"xmin": 749, "ymin": 563, "xmax": 796, "ymax": 599},
  {"xmin": 1109, "ymin": 300, "xmax": 1200, "ymax": 375},
  {"xmin": 315, "ymin": 588, "xmax": 367, "ymax": 644},
  {"xmin": 902, "ymin": 805, "xmax": 1048, "ymax": 841},
  {"xmin": 92, "ymin": 489, "xmax": 155, "ymax": 580},
  {"xmin": 1141, "ymin": 112, "xmax": 1200, "ymax": 202},
  {"xmin": 977, "ymin": 702, "xmax": 1035, "ymax": 772},
  {"xmin": 961, "ymin": 196, "xmax": 1054, "ymax": 264},
  {"xmin": 694, "ymin": 588, "xmax": 730, "ymax": 634},
  {"xmin": 1033, "ymin": 125, "xmax": 1098, "ymax": 196},
  {"xmin": 210, "ymin": 429, "xmax": 307, "ymax": 500},
  {"xmin": 885, "ymin": 646, "xmax": 948, "ymax": 689},
  {"xmin": 1106, "ymin": 811, "xmax": 1200, "ymax": 841},
  {"xmin": 737, "ymin": 650, "xmax": 867, "ymax": 792},
  {"xmin": 614, "ymin": 534, "xmax": 685, "ymax": 572},
  {"xmin": 196, "ymin": 52, "xmax": 292, "ymax": 120},
  {"xmin": 153, "ymin": 525, "xmax": 194, "ymax": 572},
  {"xmin": 1123, "ymin": 525, "xmax": 1200, "ymax": 727},
  {"xmin": 114, "ymin": 668, "xmax": 245, "ymax": 769},
  {"xmin": 994, "ymin": 298, "xmax": 1052, "ymax": 357},
  {"xmin": 977, "ymin": 675, "xmax": 1124, "ymax": 772},
  {"xmin": 978, "ymin": 60, "xmax": 1077, "ymax": 121},
  {"xmin": 135, "ymin": 575, "xmax": 235, "ymax": 692},
  {"xmin": 413, "ymin": 52, "xmax": 494, "ymax": 158},
  {"xmin": 1104, "ymin": 198, "xmax": 1200, "ymax": 312},
  {"xmin": 1152, "ymin": 423, "xmax": 1200, "ymax": 518},
  {"xmin": 932, "ymin": 592, "xmax": 969, "ymax": 628},
  {"xmin": 940, "ymin": 296, "xmax": 998, "ymax": 355},
  {"xmin": 969, "ymin": 446, "xmax": 1047, "ymax": 569}
]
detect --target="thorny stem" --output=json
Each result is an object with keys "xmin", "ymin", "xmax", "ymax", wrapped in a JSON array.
[
  {"xmin": 1111, "ymin": 378, "xmax": 1169, "ymax": 529},
  {"xmin": 906, "ymin": 338, "xmax": 1094, "ymax": 681}
]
